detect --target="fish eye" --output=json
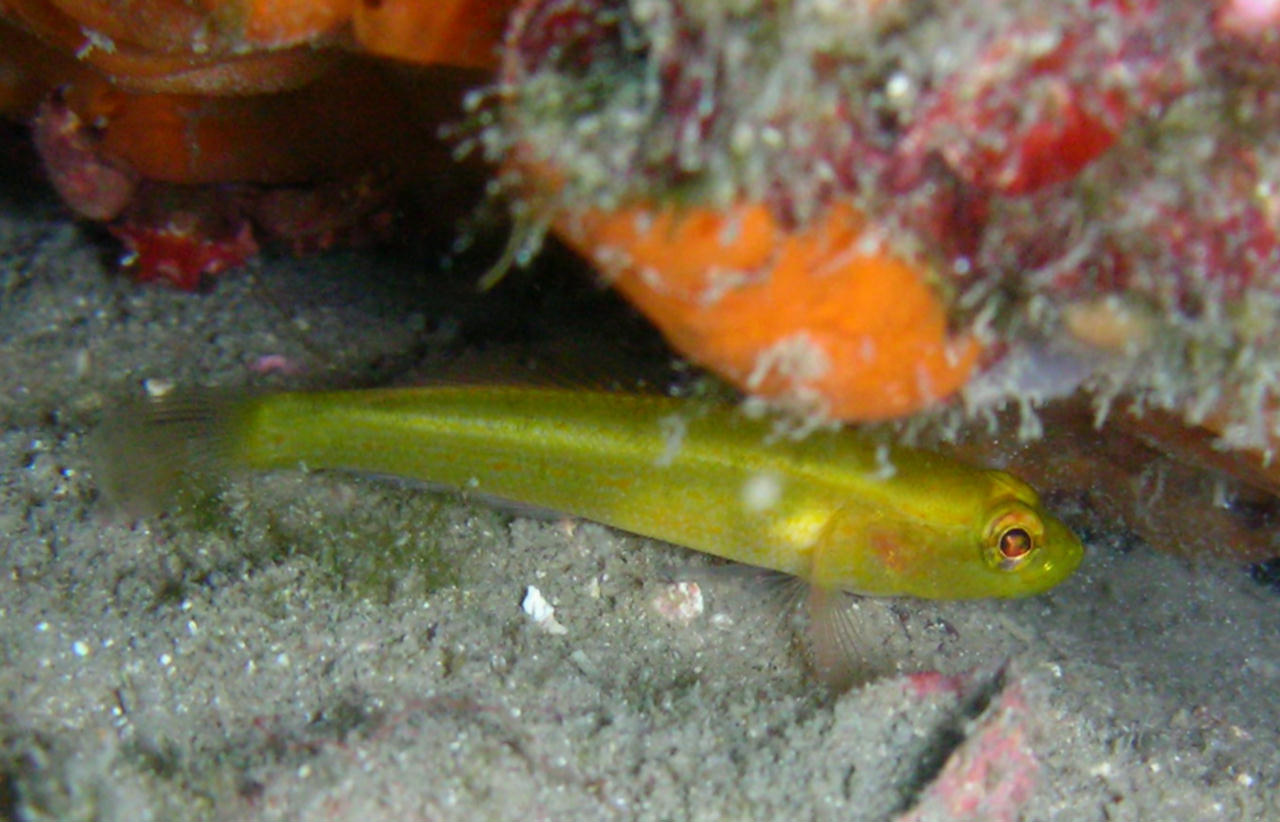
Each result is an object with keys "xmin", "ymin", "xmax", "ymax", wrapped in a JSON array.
[
  {"xmin": 997, "ymin": 527, "xmax": 1034, "ymax": 570},
  {"xmin": 983, "ymin": 502, "xmax": 1046, "ymax": 574}
]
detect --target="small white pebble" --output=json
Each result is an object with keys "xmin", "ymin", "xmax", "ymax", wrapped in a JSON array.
[
  {"xmin": 522, "ymin": 585, "xmax": 568, "ymax": 635},
  {"xmin": 651, "ymin": 582, "xmax": 704, "ymax": 624},
  {"xmin": 143, "ymin": 378, "xmax": 175, "ymax": 398},
  {"xmin": 72, "ymin": 349, "xmax": 92, "ymax": 378},
  {"xmin": 72, "ymin": 640, "xmax": 89, "ymax": 657},
  {"xmin": 884, "ymin": 71, "xmax": 915, "ymax": 107}
]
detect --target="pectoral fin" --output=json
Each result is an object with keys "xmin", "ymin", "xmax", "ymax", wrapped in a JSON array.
[{"xmin": 805, "ymin": 585, "xmax": 907, "ymax": 690}]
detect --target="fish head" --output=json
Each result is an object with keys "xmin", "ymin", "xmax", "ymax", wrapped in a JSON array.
[
  {"xmin": 812, "ymin": 468, "xmax": 1083, "ymax": 599},
  {"xmin": 958, "ymin": 469, "xmax": 1085, "ymax": 598}
]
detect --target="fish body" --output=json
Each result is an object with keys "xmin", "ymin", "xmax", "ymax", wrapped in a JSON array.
[{"xmin": 111, "ymin": 385, "xmax": 1082, "ymax": 599}]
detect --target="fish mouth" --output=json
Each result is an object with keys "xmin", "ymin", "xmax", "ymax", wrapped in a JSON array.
[
  {"xmin": 1012, "ymin": 515, "xmax": 1084, "ymax": 596},
  {"xmin": 1048, "ymin": 521, "xmax": 1086, "ymax": 582}
]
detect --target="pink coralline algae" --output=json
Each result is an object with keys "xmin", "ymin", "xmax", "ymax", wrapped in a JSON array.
[
  {"xmin": 110, "ymin": 210, "xmax": 259, "ymax": 291},
  {"xmin": 896, "ymin": 682, "xmax": 1038, "ymax": 822},
  {"xmin": 895, "ymin": 4, "xmax": 1186, "ymax": 198},
  {"xmin": 32, "ymin": 93, "xmax": 398, "ymax": 290},
  {"xmin": 31, "ymin": 99, "xmax": 136, "ymax": 223}
]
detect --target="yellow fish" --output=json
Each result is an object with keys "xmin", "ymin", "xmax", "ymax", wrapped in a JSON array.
[{"xmin": 94, "ymin": 385, "xmax": 1083, "ymax": 601}]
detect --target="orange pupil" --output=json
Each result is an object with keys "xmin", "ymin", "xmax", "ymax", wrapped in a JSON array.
[{"xmin": 999, "ymin": 528, "xmax": 1033, "ymax": 560}]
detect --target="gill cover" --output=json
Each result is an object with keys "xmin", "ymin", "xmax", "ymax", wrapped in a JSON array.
[{"xmin": 808, "ymin": 498, "xmax": 971, "ymax": 598}]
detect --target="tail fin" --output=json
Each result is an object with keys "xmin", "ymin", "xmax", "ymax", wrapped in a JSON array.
[{"xmin": 89, "ymin": 390, "xmax": 247, "ymax": 518}]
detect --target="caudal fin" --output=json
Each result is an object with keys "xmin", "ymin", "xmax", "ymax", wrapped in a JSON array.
[{"xmin": 89, "ymin": 390, "xmax": 246, "ymax": 518}]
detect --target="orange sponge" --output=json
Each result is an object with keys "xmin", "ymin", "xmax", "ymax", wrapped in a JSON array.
[{"xmin": 555, "ymin": 200, "xmax": 980, "ymax": 420}]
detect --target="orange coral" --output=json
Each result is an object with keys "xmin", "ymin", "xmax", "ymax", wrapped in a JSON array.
[
  {"xmin": 0, "ymin": 0, "xmax": 517, "ymax": 185},
  {"xmin": 0, "ymin": 0, "xmax": 520, "ymax": 288},
  {"xmin": 208, "ymin": 0, "xmax": 355, "ymax": 49},
  {"xmin": 555, "ymin": 200, "xmax": 980, "ymax": 420},
  {"xmin": 351, "ymin": 0, "xmax": 512, "ymax": 68}
]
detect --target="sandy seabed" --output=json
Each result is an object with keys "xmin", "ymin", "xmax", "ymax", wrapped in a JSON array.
[{"xmin": 1, "ymin": 173, "xmax": 1278, "ymax": 822}]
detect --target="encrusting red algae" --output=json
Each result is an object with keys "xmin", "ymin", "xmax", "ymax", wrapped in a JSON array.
[{"xmin": 487, "ymin": 0, "xmax": 1280, "ymax": 462}]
